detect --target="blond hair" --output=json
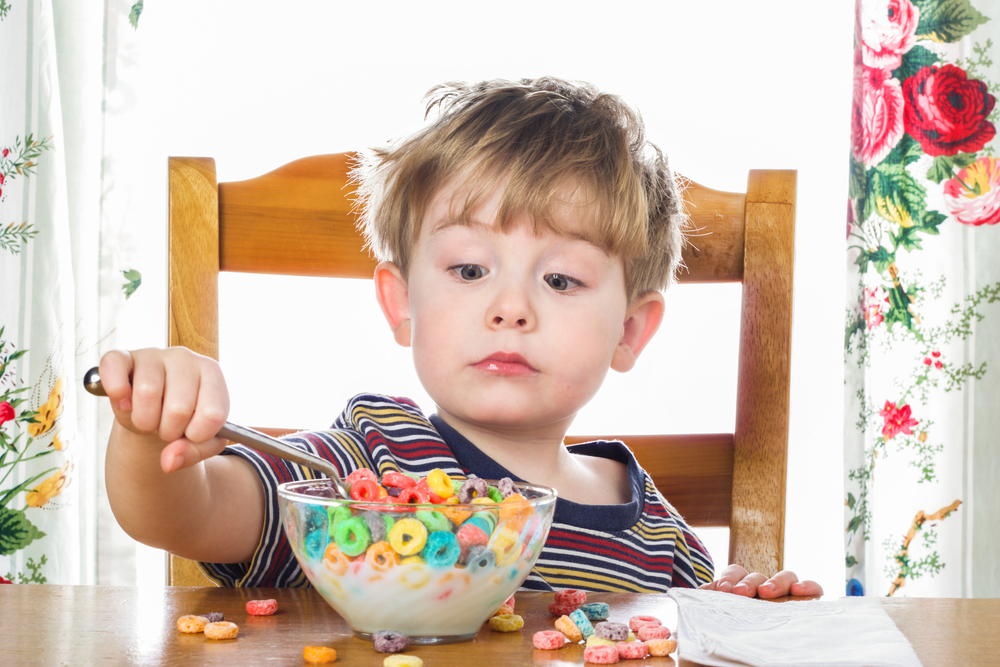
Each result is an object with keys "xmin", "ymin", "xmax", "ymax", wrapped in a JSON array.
[{"xmin": 352, "ymin": 77, "xmax": 687, "ymax": 302}]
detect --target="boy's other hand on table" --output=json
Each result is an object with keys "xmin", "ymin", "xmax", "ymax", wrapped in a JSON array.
[{"xmin": 700, "ymin": 564, "xmax": 823, "ymax": 598}]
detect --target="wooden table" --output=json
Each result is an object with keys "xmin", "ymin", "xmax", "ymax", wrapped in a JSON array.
[{"xmin": 1, "ymin": 585, "xmax": 997, "ymax": 666}]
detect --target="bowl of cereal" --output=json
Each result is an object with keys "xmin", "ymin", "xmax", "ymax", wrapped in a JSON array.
[{"xmin": 277, "ymin": 470, "xmax": 557, "ymax": 644}]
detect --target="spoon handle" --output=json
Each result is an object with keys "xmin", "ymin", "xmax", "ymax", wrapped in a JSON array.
[{"xmin": 82, "ymin": 366, "xmax": 349, "ymax": 498}]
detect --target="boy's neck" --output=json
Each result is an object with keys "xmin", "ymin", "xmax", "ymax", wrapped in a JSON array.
[{"xmin": 434, "ymin": 408, "xmax": 574, "ymax": 483}]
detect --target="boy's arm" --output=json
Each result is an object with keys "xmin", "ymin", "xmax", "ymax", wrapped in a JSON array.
[{"xmin": 101, "ymin": 348, "xmax": 265, "ymax": 564}]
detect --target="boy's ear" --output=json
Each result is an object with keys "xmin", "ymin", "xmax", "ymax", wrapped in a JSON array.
[
  {"xmin": 610, "ymin": 291, "xmax": 665, "ymax": 372},
  {"xmin": 374, "ymin": 261, "xmax": 411, "ymax": 347}
]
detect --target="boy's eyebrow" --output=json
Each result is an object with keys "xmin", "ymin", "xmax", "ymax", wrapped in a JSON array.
[{"xmin": 428, "ymin": 215, "xmax": 611, "ymax": 255}]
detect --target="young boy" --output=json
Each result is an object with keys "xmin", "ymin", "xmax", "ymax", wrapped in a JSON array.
[{"xmin": 100, "ymin": 77, "xmax": 820, "ymax": 597}]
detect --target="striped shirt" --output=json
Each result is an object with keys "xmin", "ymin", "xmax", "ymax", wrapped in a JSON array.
[{"xmin": 200, "ymin": 394, "xmax": 715, "ymax": 591}]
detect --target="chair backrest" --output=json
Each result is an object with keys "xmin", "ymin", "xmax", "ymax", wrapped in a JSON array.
[{"xmin": 166, "ymin": 154, "xmax": 796, "ymax": 586}]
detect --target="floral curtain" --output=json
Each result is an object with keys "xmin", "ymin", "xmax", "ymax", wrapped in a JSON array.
[
  {"xmin": 846, "ymin": 0, "xmax": 999, "ymax": 597},
  {"xmin": 1, "ymin": 0, "xmax": 147, "ymax": 585}
]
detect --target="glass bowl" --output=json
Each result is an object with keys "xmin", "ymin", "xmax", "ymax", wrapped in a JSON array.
[{"xmin": 278, "ymin": 476, "xmax": 557, "ymax": 644}]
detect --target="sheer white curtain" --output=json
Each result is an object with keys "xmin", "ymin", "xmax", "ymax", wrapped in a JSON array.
[{"xmin": 845, "ymin": 0, "xmax": 1000, "ymax": 598}]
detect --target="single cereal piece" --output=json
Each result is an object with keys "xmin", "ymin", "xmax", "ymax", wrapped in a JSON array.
[
  {"xmin": 492, "ymin": 604, "xmax": 514, "ymax": 617},
  {"xmin": 580, "ymin": 602, "xmax": 610, "ymax": 621},
  {"xmin": 583, "ymin": 644, "xmax": 620, "ymax": 664},
  {"xmin": 246, "ymin": 599, "xmax": 278, "ymax": 616},
  {"xmin": 489, "ymin": 613, "xmax": 524, "ymax": 632},
  {"xmin": 553, "ymin": 589, "xmax": 587, "ymax": 607},
  {"xmin": 554, "ymin": 615, "xmax": 584, "ymax": 642},
  {"xmin": 646, "ymin": 638, "xmax": 678, "ymax": 657},
  {"xmin": 176, "ymin": 615, "xmax": 208, "ymax": 633},
  {"xmin": 533, "ymin": 630, "xmax": 567, "ymax": 650},
  {"xmin": 569, "ymin": 608, "xmax": 595, "ymax": 638},
  {"xmin": 383, "ymin": 655, "xmax": 423, "ymax": 667},
  {"xmin": 586, "ymin": 634, "xmax": 617, "ymax": 648},
  {"xmin": 628, "ymin": 614, "xmax": 661, "ymax": 632},
  {"xmin": 372, "ymin": 630, "xmax": 410, "ymax": 654},
  {"xmin": 594, "ymin": 621, "xmax": 630, "ymax": 641},
  {"xmin": 303, "ymin": 646, "xmax": 338, "ymax": 664},
  {"xmin": 201, "ymin": 612, "xmax": 224, "ymax": 623},
  {"xmin": 617, "ymin": 640, "xmax": 649, "ymax": 660},
  {"xmin": 203, "ymin": 621, "xmax": 239, "ymax": 640},
  {"xmin": 548, "ymin": 601, "xmax": 580, "ymax": 616},
  {"xmin": 504, "ymin": 594, "xmax": 516, "ymax": 609},
  {"xmin": 637, "ymin": 624, "xmax": 671, "ymax": 641}
]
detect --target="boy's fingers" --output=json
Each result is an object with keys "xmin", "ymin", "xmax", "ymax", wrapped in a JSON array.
[
  {"xmin": 127, "ymin": 350, "xmax": 167, "ymax": 434},
  {"xmin": 157, "ymin": 362, "xmax": 202, "ymax": 445},
  {"xmin": 183, "ymin": 360, "xmax": 230, "ymax": 444},
  {"xmin": 731, "ymin": 572, "xmax": 767, "ymax": 597},
  {"xmin": 699, "ymin": 564, "xmax": 749, "ymax": 593},
  {"xmin": 761, "ymin": 570, "xmax": 799, "ymax": 598},
  {"xmin": 160, "ymin": 437, "xmax": 229, "ymax": 473},
  {"xmin": 98, "ymin": 349, "xmax": 136, "ymax": 411},
  {"xmin": 790, "ymin": 579, "xmax": 824, "ymax": 597}
]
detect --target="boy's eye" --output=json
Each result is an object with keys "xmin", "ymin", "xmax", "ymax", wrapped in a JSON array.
[
  {"xmin": 544, "ymin": 274, "xmax": 581, "ymax": 291},
  {"xmin": 452, "ymin": 264, "xmax": 488, "ymax": 281}
]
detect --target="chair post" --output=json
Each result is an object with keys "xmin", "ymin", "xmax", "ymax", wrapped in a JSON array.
[
  {"xmin": 728, "ymin": 170, "xmax": 796, "ymax": 575},
  {"xmin": 166, "ymin": 157, "xmax": 221, "ymax": 586}
]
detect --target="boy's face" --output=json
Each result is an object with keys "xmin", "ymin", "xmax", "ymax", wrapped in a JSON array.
[{"xmin": 375, "ymin": 180, "xmax": 663, "ymax": 438}]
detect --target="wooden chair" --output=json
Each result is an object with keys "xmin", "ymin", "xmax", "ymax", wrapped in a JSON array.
[{"xmin": 167, "ymin": 154, "xmax": 796, "ymax": 586}]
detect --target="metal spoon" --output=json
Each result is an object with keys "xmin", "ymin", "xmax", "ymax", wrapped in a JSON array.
[{"xmin": 82, "ymin": 366, "xmax": 350, "ymax": 498}]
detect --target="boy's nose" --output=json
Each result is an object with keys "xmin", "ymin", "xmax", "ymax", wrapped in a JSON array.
[{"xmin": 487, "ymin": 286, "xmax": 535, "ymax": 331}]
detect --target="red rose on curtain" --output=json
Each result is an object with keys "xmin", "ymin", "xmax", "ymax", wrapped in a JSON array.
[
  {"xmin": 858, "ymin": 0, "xmax": 920, "ymax": 69},
  {"xmin": 852, "ymin": 56, "xmax": 905, "ymax": 166},
  {"xmin": 902, "ymin": 65, "xmax": 997, "ymax": 157},
  {"xmin": 880, "ymin": 400, "xmax": 918, "ymax": 440},
  {"xmin": 943, "ymin": 156, "xmax": 1000, "ymax": 226},
  {"xmin": 0, "ymin": 400, "xmax": 15, "ymax": 426}
]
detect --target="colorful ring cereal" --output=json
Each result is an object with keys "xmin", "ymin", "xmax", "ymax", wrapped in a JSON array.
[
  {"xmin": 246, "ymin": 599, "xmax": 278, "ymax": 616},
  {"xmin": 594, "ymin": 621, "xmax": 629, "ymax": 641},
  {"xmin": 488, "ymin": 613, "xmax": 524, "ymax": 632},
  {"xmin": 569, "ymin": 608, "xmax": 595, "ymax": 639},
  {"xmin": 458, "ymin": 478, "xmax": 489, "ymax": 503},
  {"xmin": 334, "ymin": 516, "xmax": 372, "ymax": 557},
  {"xmin": 399, "ymin": 562, "xmax": 431, "ymax": 590},
  {"xmin": 637, "ymin": 623, "xmax": 670, "ymax": 641},
  {"xmin": 580, "ymin": 602, "xmax": 610, "ymax": 621},
  {"xmin": 554, "ymin": 615, "xmax": 584, "ymax": 643},
  {"xmin": 553, "ymin": 589, "xmax": 587, "ymax": 607},
  {"xmin": 467, "ymin": 546, "xmax": 496, "ymax": 572},
  {"xmin": 322, "ymin": 543, "xmax": 351, "ymax": 576},
  {"xmin": 363, "ymin": 510, "xmax": 391, "ymax": 543},
  {"xmin": 176, "ymin": 615, "xmax": 208, "ymax": 633},
  {"xmin": 461, "ymin": 515, "xmax": 493, "ymax": 537},
  {"xmin": 497, "ymin": 477, "xmax": 518, "ymax": 498},
  {"xmin": 203, "ymin": 621, "xmax": 239, "ymax": 640},
  {"xmin": 415, "ymin": 510, "xmax": 451, "ymax": 533},
  {"xmin": 426, "ymin": 469, "xmax": 454, "ymax": 499},
  {"xmin": 586, "ymin": 634, "xmax": 617, "ymax": 648},
  {"xmin": 617, "ymin": 640, "xmax": 649, "ymax": 660},
  {"xmin": 628, "ymin": 614, "xmax": 661, "ymax": 632},
  {"xmin": 382, "ymin": 471, "xmax": 416, "ymax": 489},
  {"xmin": 201, "ymin": 612, "xmax": 224, "ymax": 623},
  {"xmin": 350, "ymin": 477, "xmax": 380, "ymax": 501},
  {"xmin": 366, "ymin": 541, "xmax": 400, "ymax": 572},
  {"xmin": 346, "ymin": 467, "xmax": 377, "ymax": 485},
  {"xmin": 383, "ymin": 656, "xmax": 423, "ymax": 667},
  {"xmin": 388, "ymin": 518, "xmax": 428, "ymax": 556},
  {"xmin": 372, "ymin": 630, "xmax": 410, "ymax": 653},
  {"xmin": 327, "ymin": 505, "xmax": 352, "ymax": 535},
  {"xmin": 421, "ymin": 530, "xmax": 460, "ymax": 568},
  {"xmin": 582, "ymin": 644, "xmax": 619, "ymax": 664},
  {"xmin": 646, "ymin": 637, "xmax": 678, "ymax": 656},
  {"xmin": 498, "ymin": 493, "xmax": 532, "ymax": 531},
  {"xmin": 533, "ymin": 630, "xmax": 567, "ymax": 650},
  {"xmin": 303, "ymin": 645, "xmax": 338, "ymax": 664}
]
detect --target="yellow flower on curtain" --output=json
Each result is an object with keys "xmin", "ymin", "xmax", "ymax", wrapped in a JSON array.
[
  {"xmin": 28, "ymin": 373, "xmax": 65, "ymax": 437},
  {"xmin": 51, "ymin": 430, "xmax": 69, "ymax": 451},
  {"xmin": 24, "ymin": 458, "xmax": 73, "ymax": 508}
]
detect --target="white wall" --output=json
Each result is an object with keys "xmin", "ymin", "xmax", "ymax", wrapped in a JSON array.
[{"xmin": 109, "ymin": 0, "xmax": 853, "ymax": 593}]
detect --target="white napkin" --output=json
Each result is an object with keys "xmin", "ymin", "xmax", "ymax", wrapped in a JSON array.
[{"xmin": 667, "ymin": 589, "xmax": 923, "ymax": 667}]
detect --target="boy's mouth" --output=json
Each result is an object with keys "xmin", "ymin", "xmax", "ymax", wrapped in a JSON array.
[{"xmin": 471, "ymin": 352, "xmax": 538, "ymax": 376}]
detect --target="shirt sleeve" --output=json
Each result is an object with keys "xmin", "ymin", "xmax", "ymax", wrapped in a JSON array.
[{"xmin": 199, "ymin": 429, "xmax": 372, "ymax": 587}]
